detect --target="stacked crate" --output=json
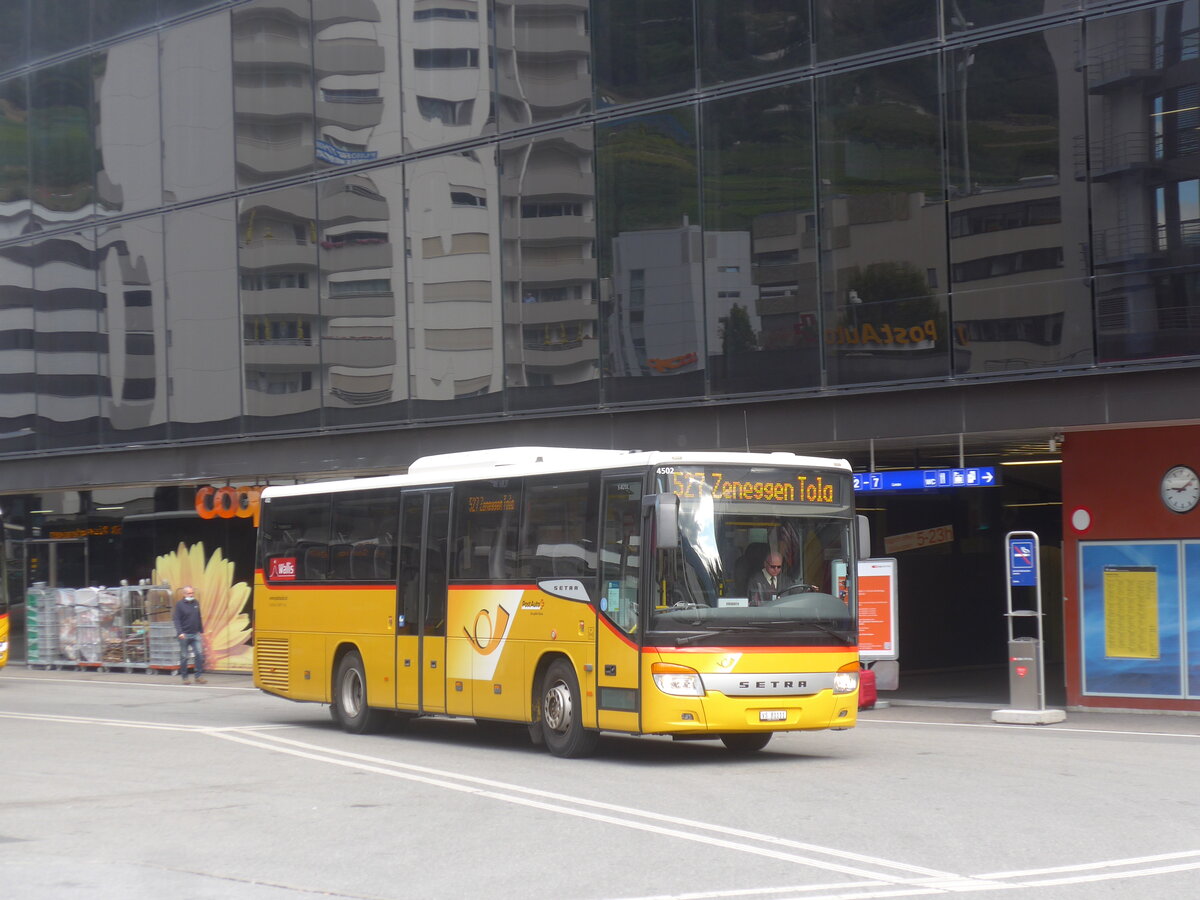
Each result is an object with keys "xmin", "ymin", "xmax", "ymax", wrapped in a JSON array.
[{"xmin": 24, "ymin": 585, "xmax": 59, "ymax": 667}]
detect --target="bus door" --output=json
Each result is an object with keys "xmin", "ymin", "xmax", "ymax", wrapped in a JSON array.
[
  {"xmin": 595, "ymin": 476, "xmax": 643, "ymax": 732},
  {"xmin": 396, "ymin": 490, "xmax": 450, "ymax": 714}
]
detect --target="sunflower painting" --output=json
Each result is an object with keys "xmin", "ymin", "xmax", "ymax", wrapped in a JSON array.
[{"xmin": 154, "ymin": 541, "xmax": 253, "ymax": 672}]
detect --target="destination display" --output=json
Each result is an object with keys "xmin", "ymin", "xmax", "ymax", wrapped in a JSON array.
[{"xmin": 658, "ymin": 467, "xmax": 845, "ymax": 506}]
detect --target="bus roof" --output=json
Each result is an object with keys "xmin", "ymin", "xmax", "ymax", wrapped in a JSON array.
[{"xmin": 260, "ymin": 447, "xmax": 852, "ymax": 499}]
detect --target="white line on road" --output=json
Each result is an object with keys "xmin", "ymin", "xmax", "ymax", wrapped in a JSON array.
[{"xmin": 863, "ymin": 717, "xmax": 1200, "ymax": 740}]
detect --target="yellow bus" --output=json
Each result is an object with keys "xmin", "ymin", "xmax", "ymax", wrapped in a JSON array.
[{"xmin": 254, "ymin": 448, "xmax": 864, "ymax": 756}]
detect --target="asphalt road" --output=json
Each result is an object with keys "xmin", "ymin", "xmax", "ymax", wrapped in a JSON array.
[{"xmin": 2, "ymin": 667, "xmax": 1199, "ymax": 900}]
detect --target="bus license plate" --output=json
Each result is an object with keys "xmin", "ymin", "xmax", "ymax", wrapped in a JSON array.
[{"xmin": 759, "ymin": 710, "xmax": 787, "ymax": 722}]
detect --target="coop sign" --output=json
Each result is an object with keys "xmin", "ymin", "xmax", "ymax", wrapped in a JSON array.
[{"xmin": 195, "ymin": 485, "xmax": 265, "ymax": 526}]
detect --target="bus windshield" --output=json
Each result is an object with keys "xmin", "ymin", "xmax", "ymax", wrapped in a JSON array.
[{"xmin": 648, "ymin": 466, "xmax": 856, "ymax": 648}]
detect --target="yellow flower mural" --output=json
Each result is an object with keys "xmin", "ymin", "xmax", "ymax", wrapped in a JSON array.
[{"xmin": 155, "ymin": 541, "xmax": 253, "ymax": 672}]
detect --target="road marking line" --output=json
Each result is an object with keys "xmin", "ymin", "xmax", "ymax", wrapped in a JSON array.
[
  {"xmin": 5, "ymin": 673, "xmax": 259, "ymax": 690},
  {"xmin": 864, "ymin": 718, "xmax": 1200, "ymax": 740},
  {"xmin": 236, "ymin": 729, "xmax": 954, "ymax": 880},
  {"xmin": 211, "ymin": 729, "xmax": 946, "ymax": 885},
  {"xmin": 978, "ymin": 848, "xmax": 1200, "ymax": 879}
]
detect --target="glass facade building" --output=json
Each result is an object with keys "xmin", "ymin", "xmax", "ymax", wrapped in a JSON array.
[{"xmin": 3, "ymin": 1, "xmax": 1200, "ymax": 706}]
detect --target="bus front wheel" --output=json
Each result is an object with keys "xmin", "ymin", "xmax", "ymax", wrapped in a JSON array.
[
  {"xmin": 332, "ymin": 650, "xmax": 380, "ymax": 734},
  {"xmin": 540, "ymin": 659, "xmax": 599, "ymax": 758},
  {"xmin": 720, "ymin": 732, "xmax": 772, "ymax": 753}
]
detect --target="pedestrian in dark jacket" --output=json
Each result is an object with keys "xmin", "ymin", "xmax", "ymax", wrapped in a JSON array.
[{"xmin": 173, "ymin": 586, "xmax": 207, "ymax": 684}]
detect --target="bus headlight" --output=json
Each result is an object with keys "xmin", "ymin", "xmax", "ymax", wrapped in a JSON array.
[
  {"xmin": 652, "ymin": 662, "xmax": 705, "ymax": 697},
  {"xmin": 833, "ymin": 664, "xmax": 859, "ymax": 695}
]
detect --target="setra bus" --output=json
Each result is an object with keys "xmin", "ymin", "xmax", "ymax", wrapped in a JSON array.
[{"xmin": 253, "ymin": 447, "xmax": 864, "ymax": 756}]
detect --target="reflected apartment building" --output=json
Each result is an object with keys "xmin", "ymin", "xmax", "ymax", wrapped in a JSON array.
[{"xmin": 4, "ymin": 1, "xmax": 1200, "ymax": 710}]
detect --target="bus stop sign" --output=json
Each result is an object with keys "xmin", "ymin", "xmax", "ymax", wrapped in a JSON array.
[{"xmin": 1009, "ymin": 539, "xmax": 1037, "ymax": 587}]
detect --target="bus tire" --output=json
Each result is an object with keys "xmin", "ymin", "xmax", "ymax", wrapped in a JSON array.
[
  {"xmin": 332, "ymin": 650, "xmax": 380, "ymax": 735},
  {"xmin": 539, "ymin": 659, "xmax": 598, "ymax": 758},
  {"xmin": 720, "ymin": 732, "xmax": 772, "ymax": 753}
]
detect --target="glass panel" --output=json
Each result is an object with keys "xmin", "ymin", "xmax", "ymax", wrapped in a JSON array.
[
  {"xmin": 946, "ymin": 26, "xmax": 1093, "ymax": 374},
  {"xmin": 947, "ymin": 1, "xmax": 1079, "ymax": 34},
  {"xmin": 518, "ymin": 475, "xmax": 596, "ymax": 578},
  {"xmin": 239, "ymin": 184, "xmax": 322, "ymax": 432},
  {"xmin": 1095, "ymin": 267, "xmax": 1200, "ymax": 361},
  {"xmin": 398, "ymin": 0, "xmax": 494, "ymax": 150},
  {"xmin": 813, "ymin": 0, "xmax": 936, "ymax": 62},
  {"xmin": 698, "ymin": 0, "xmax": 810, "ymax": 86},
  {"xmin": 1088, "ymin": 3, "xmax": 1200, "ymax": 362},
  {"xmin": 405, "ymin": 150, "xmax": 505, "ymax": 419},
  {"xmin": 703, "ymin": 84, "xmax": 821, "ymax": 395},
  {"xmin": 314, "ymin": 0, "xmax": 403, "ymax": 171},
  {"xmin": 29, "ymin": 58, "xmax": 94, "ymax": 228},
  {"xmin": 593, "ymin": 0, "xmax": 695, "ymax": 106},
  {"xmin": 0, "ymin": 1, "xmax": 28, "ymax": 75},
  {"xmin": 0, "ymin": 241, "xmax": 36, "ymax": 454},
  {"xmin": 494, "ymin": 0, "xmax": 593, "ymax": 130},
  {"xmin": 232, "ymin": 0, "xmax": 315, "ymax": 188},
  {"xmin": 160, "ymin": 0, "xmax": 222, "ymax": 19},
  {"xmin": 317, "ymin": 164, "xmax": 408, "ymax": 426},
  {"xmin": 597, "ymin": 108, "xmax": 704, "ymax": 403},
  {"xmin": 97, "ymin": 216, "xmax": 169, "ymax": 445},
  {"xmin": 453, "ymin": 480, "xmax": 521, "ymax": 581},
  {"xmin": 93, "ymin": 0, "xmax": 158, "ymax": 41},
  {"xmin": 817, "ymin": 56, "xmax": 950, "ymax": 385},
  {"xmin": 31, "ymin": 0, "xmax": 90, "ymax": 62},
  {"xmin": 0, "ymin": 75, "xmax": 31, "ymax": 239},
  {"xmin": 162, "ymin": 11, "xmax": 235, "ymax": 204},
  {"xmin": 32, "ymin": 230, "xmax": 102, "ymax": 450},
  {"xmin": 329, "ymin": 490, "xmax": 400, "ymax": 581},
  {"xmin": 95, "ymin": 37, "xmax": 162, "ymax": 216},
  {"xmin": 600, "ymin": 477, "xmax": 642, "ymax": 634},
  {"xmin": 500, "ymin": 127, "xmax": 600, "ymax": 411},
  {"xmin": 165, "ymin": 200, "xmax": 242, "ymax": 438}
]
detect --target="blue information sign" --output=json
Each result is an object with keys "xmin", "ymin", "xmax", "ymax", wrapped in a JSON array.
[
  {"xmin": 1009, "ymin": 539, "xmax": 1038, "ymax": 587},
  {"xmin": 853, "ymin": 467, "xmax": 998, "ymax": 493}
]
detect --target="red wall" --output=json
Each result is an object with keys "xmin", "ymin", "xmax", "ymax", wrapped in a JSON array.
[{"xmin": 1062, "ymin": 426, "xmax": 1200, "ymax": 710}]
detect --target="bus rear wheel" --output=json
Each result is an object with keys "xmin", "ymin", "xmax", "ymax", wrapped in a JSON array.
[
  {"xmin": 332, "ymin": 650, "xmax": 380, "ymax": 734},
  {"xmin": 540, "ymin": 659, "xmax": 599, "ymax": 758},
  {"xmin": 720, "ymin": 732, "xmax": 772, "ymax": 753}
]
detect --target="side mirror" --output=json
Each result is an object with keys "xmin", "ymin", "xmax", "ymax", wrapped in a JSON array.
[
  {"xmin": 857, "ymin": 514, "xmax": 871, "ymax": 558},
  {"xmin": 644, "ymin": 493, "xmax": 680, "ymax": 549}
]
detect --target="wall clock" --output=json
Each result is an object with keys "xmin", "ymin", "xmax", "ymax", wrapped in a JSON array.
[{"xmin": 1161, "ymin": 465, "xmax": 1200, "ymax": 513}]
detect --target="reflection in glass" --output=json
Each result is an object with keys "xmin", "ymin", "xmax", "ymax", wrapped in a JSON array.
[
  {"xmin": 32, "ymin": 230, "xmax": 102, "ymax": 450},
  {"xmin": 232, "ymin": 0, "xmax": 315, "ymax": 187},
  {"xmin": 945, "ymin": 1, "xmax": 1076, "ymax": 33},
  {"xmin": 593, "ymin": 0, "xmax": 695, "ymax": 106},
  {"xmin": 0, "ymin": 241, "xmax": 36, "ymax": 453},
  {"xmin": 405, "ymin": 150, "xmax": 505, "ymax": 418},
  {"xmin": 95, "ymin": 37, "xmax": 162, "ymax": 216},
  {"xmin": 698, "ymin": 0, "xmax": 810, "ymax": 85},
  {"xmin": 0, "ymin": 75, "xmax": 30, "ymax": 239},
  {"xmin": 1088, "ymin": 3, "xmax": 1200, "ymax": 361},
  {"xmin": 31, "ymin": 0, "xmax": 89, "ymax": 62},
  {"xmin": 501, "ymin": 128, "xmax": 600, "ymax": 410},
  {"xmin": 703, "ymin": 85, "xmax": 820, "ymax": 395},
  {"xmin": 399, "ymin": 0, "xmax": 495, "ymax": 151},
  {"xmin": 93, "ymin": 0, "xmax": 158, "ymax": 41},
  {"xmin": 314, "ymin": 0, "xmax": 402, "ymax": 172},
  {"xmin": 817, "ymin": 57, "xmax": 950, "ymax": 385},
  {"xmin": 162, "ymin": 11, "xmax": 235, "ymax": 204},
  {"xmin": 813, "ymin": 0, "xmax": 936, "ymax": 62},
  {"xmin": 597, "ymin": 108, "xmax": 703, "ymax": 403},
  {"xmin": 239, "ymin": 185, "xmax": 322, "ymax": 431},
  {"xmin": 29, "ymin": 58, "xmax": 94, "ymax": 227},
  {"xmin": 0, "ymin": 1, "xmax": 27, "ymax": 75},
  {"xmin": 165, "ymin": 201, "xmax": 242, "ymax": 438},
  {"xmin": 98, "ymin": 217, "xmax": 168, "ymax": 444},
  {"xmin": 494, "ymin": 0, "xmax": 593, "ymax": 130},
  {"xmin": 318, "ymin": 166, "xmax": 408, "ymax": 425},
  {"xmin": 946, "ymin": 26, "xmax": 1093, "ymax": 374}
]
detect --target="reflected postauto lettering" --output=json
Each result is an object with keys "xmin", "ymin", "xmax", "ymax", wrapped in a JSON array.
[
  {"xmin": 825, "ymin": 320, "xmax": 939, "ymax": 347},
  {"xmin": 195, "ymin": 485, "xmax": 264, "ymax": 526}
]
